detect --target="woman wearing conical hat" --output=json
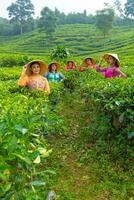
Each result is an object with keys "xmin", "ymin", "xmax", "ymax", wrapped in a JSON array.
[
  {"xmin": 96, "ymin": 53, "xmax": 126, "ymax": 78},
  {"xmin": 18, "ymin": 60, "xmax": 50, "ymax": 94},
  {"xmin": 44, "ymin": 62, "xmax": 65, "ymax": 82},
  {"xmin": 78, "ymin": 57, "xmax": 96, "ymax": 72},
  {"xmin": 64, "ymin": 60, "xmax": 76, "ymax": 71}
]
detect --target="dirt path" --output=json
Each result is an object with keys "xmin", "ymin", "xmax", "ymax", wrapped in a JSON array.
[
  {"xmin": 47, "ymin": 134, "xmax": 95, "ymax": 200},
  {"xmin": 46, "ymin": 103, "xmax": 98, "ymax": 200},
  {"xmin": 45, "ymin": 101, "xmax": 131, "ymax": 200}
]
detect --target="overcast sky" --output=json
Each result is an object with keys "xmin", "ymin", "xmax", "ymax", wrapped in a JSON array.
[{"xmin": 0, "ymin": 0, "xmax": 126, "ymax": 19}]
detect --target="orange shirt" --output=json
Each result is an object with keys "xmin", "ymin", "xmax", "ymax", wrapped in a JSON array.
[{"xmin": 18, "ymin": 74, "xmax": 50, "ymax": 94}]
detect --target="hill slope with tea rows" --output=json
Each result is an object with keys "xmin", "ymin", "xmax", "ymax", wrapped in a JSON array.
[
  {"xmin": 0, "ymin": 24, "xmax": 134, "ymax": 199},
  {"xmin": 0, "ymin": 24, "xmax": 134, "ymax": 58}
]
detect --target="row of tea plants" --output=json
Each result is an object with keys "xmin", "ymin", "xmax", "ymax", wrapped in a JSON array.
[
  {"xmin": 0, "ymin": 75, "xmax": 67, "ymax": 199},
  {"xmin": 0, "ymin": 61, "xmax": 133, "ymax": 199}
]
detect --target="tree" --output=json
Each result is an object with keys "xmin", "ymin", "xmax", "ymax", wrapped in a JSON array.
[
  {"xmin": 0, "ymin": 17, "xmax": 20, "ymax": 36},
  {"xmin": 124, "ymin": 0, "xmax": 134, "ymax": 18},
  {"xmin": 38, "ymin": 7, "xmax": 57, "ymax": 37},
  {"xmin": 7, "ymin": 0, "xmax": 34, "ymax": 34},
  {"xmin": 96, "ymin": 8, "xmax": 115, "ymax": 37},
  {"xmin": 54, "ymin": 8, "xmax": 66, "ymax": 25},
  {"xmin": 114, "ymin": 0, "xmax": 124, "ymax": 17}
]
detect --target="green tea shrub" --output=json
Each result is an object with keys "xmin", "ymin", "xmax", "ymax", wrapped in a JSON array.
[
  {"xmin": 50, "ymin": 45, "xmax": 70, "ymax": 61},
  {"xmin": 0, "ymin": 55, "xmax": 29, "ymax": 67},
  {"xmin": 79, "ymin": 73, "xmax": 134, "ymax": 161},
  {"xmin": 62, "ymin": 66, "xmax": 133, "ymax": 162},
  {"xmin": 0, "ymin": 80, "xmax": 68, "ymax": 198}
]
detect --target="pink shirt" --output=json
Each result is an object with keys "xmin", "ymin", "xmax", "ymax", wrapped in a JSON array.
[
  {"xmin": 105, "ymin": 67, "xmax": 117, "ymax": 78},
  {"xmin": 96, "ymin": 66, "xmax": 117, "ymax": 78}
]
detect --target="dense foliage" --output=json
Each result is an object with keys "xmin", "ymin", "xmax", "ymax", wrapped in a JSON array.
[
  {"xmin": 7, "ymin": 0, "xmax": 34, "ymax": 35},
  {"xmin": 50, "ymin": 46, "xmax": 70, "ymax": 61},
  {"xmin": 0, "ymin": 74, "xmax": 67, "ymax": 199},
  {"xmin": 96, "ymin": 8, "xmax": 115, "ymax": 37},
  {"xmin": 38, "ymin": 7, "xmax": 57, "ymax": 37},
  {"xmin": 0, "ymin": 59, "xmax": 133, "ymax": 198}
]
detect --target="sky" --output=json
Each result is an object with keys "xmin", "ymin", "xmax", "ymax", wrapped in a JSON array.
[{"xmin": 0, "ymin": 0, "xmax": 126, "ymax": 19}]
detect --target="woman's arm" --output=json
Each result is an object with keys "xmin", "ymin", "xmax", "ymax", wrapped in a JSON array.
[
  {"xmin": 96, "ymin": 65, "xmax": 106, "ymax": 72},
  {"xmin": 60, "ymin": 73, "xmax": 65, "ymax": 80},
  {"xmin": 18, "ymin": 74, "xmax": 28, "ymax": 86},
  {"xmin": 96, "ymin": 59, "xmax": 106, "ymax": 72},
  {"xmin": 115, "ymin": 68, "xmax": 127, "ymax": 77}
]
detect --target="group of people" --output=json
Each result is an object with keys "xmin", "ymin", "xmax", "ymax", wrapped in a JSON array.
[{"xmin": 18, "ymin": 53, "xmax": 126, "ymax": 94}]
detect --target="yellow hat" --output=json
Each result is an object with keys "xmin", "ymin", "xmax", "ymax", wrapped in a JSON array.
[
  {"xmin": 102, "ymin": 53, "xmax": 120, "ymax": 66},
  {"xmin": 24, "ymin": 60, "xmax": 47, "ymax": 76},
  {"xmin": 48, "ymin": 62, "xmax": 60, "ymax": 71},
  {"xmin": 83, "ymin": 57, "xmax": 96, "ymax": 65}
]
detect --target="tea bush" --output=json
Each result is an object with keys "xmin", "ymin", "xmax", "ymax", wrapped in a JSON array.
[
  {"xmin": 0, "ymin": 77, "xmax": 68, "ymax": 199},
  {"xmin": 66, "ymin": 66, "xmax": 134, "ymax": 162},
  {"xmin": 0, "ymin": 55, "xmax": 30, "ymax": 67},
  {"xmin": 0, "ymin": 63, "xmax": 133, "ymax": 198}
]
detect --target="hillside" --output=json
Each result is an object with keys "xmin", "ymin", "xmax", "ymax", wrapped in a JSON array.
[
  {"xmin": 0, "ymin": 23, "xmax": 134, "ymax": 199},
  {"xmin": 0, "ymin": 24, "xmax": 134, "ymax": 58}
]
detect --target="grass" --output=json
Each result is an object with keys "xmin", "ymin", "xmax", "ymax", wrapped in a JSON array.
[{"xmin": 43, "ymin": 94, "xmax": 133, "ymax": 200}]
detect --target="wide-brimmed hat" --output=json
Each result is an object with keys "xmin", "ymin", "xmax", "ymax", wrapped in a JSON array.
[
  {"xmin": 83, "ymin": 57, "xmax": 95, "ymax": 65},
  {"xmin": 66, "ymin": 60, "xmax": 76, "ymax": 66},
  {"xmin": 24, "ymin": 60, "xmax": 47, "ymax": 76},
  {"xmin": 48, "ymin": 62, "xmax": 60, "ymax": 70},
  {"xmin": 102, "ymin": 53, "xmax": 120, "ymax": 66}
]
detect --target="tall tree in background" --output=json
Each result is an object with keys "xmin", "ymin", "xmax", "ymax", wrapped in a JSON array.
[
  {"xmin": 38, "ymin": 7, "xmax": 57, "ymax": 37},
  {"xmin": 114, "ymin": 0, "xmax": 124, "ymax": 17},
  {"xmin": 124, "ymin": 0, "xmax": 134, "ymax": 18},
  {"xmin": 54, "ymin": 8, "xmax": 66, "ymax": 24},
  {"xmin": 7, "ymin": 0, "xmax": 34, "ymax": 34},
  {"xmin": 96, "ymin": 8, "xmax": 115, "ymax": 37}
]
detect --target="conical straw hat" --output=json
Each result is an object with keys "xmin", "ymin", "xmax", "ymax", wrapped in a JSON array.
[
  {"xmin": 25, "ymin": 60, "xmax": 47, "ymax": 76},
  {"xmin": 102, "ymin": 53, "xmax": 120, "ymax": 66}
]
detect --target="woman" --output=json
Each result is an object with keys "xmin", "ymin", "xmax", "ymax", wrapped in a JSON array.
[
  {"xmin": 78, "ymin": 57, "xmax": 96, "ymax": 72},
  {"xmin": 45, "ymin": 62, "xmax": 65, "ymax": 82},
  {"xmin": 18, "ymin": 60, "xmax": 50, "ymax": 94},
  {"xmin": 64, "ymin": 60, "xmax": 76, "ymax": 71},
  {"xmin": 96, "ymin": 53, "xmax": 126, "ymax": 78}
]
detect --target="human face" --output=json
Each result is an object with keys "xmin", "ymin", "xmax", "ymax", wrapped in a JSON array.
[
  {"xmin": 51, "ymin": 64, "xmax": 57, "ymax": 71},
  {"xmin": 31, "ymin": 63, "xmax": 40, "ymax": 74},
  {"xmin": 107, "ymin": 56, "xmax": 115, "ymax": 65},
  {"xmin": 86, "ymin": 59, "xmax": 92, "ymax": 65},
  {"xmin": 68, "ymin": 62, "xmax": 73, "ymax": 67}
]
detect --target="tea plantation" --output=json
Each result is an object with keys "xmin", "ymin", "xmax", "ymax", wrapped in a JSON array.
[
  {"xmin": 0, "ymin": 24, "xmax": 134, "ymax": 200},
  {"xmin": 0, "ymin": 24, "xmax": 134, "ymax": 58}
]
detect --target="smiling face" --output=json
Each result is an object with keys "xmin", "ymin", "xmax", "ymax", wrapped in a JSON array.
[
  {"xmin": 107, "ymin": 56, "xmax": 115, "ymax": 65},
  {"xmin": 31, "ymin": 63, "xmax": 40, "ymax": 74},
  {"xmin": 51, "ymin": 64, "xmax": 57, "ymax": 71},
  {"xmin": 68, "ymin": 61, "xmax": 73, "ymax": 67},
  {"xmin": 85, "ymin": 58, "xmax": 93, "ymax": 65}
]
